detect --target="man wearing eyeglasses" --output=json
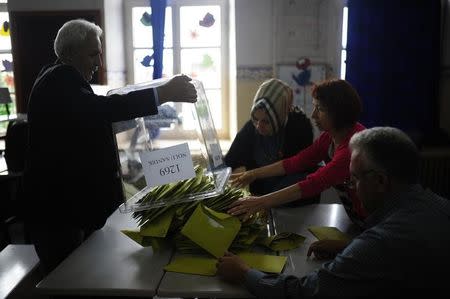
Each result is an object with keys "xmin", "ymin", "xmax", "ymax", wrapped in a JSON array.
[{"xmin": 217, "ymin": 127, "xmax": 450, "ymax": 297}]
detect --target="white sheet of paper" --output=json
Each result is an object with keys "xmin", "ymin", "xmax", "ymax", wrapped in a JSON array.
[
  {"xmin": 209, "ymin": 143, "xmax": 223, "ymax": 168},
  {"xmin": 139, "ymin": 143, "xmax": 196, "ymax": 188}
]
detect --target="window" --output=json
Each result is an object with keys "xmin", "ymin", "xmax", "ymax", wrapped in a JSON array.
[
  {"xmin": 340, "ymin": 6, "xmax": 348, "ymax": 79},
  {"xmin": 124, "ymin": 0, "xmax": 229, "ymax": 139},
  {"xmin": 0, "ymin": 2, "xmax": 14, "ymax": 118}
]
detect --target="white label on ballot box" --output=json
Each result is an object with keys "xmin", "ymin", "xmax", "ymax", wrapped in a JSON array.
[
  {"xmin": 209, "ymin": 143, "xmax": 222, "ymax": 168},
  {"xmin": 139, "ymin": 143, "xmax": 196, "ymax": 188}
]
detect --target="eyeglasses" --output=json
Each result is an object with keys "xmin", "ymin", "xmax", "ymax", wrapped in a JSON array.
[
  {"xmin": 251, "ymin": 117, "xmax": 271, "ymax": 127},
  {"xmin": 343, "ymin": 169, "xmax": 377, "ymax": 189}
]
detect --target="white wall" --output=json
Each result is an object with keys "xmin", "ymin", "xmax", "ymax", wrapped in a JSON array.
[
  {"xmin": 234, "ymin": 0, "xmax": 343, "ymax": 79},
  {"xmin": 234, "ymin": 0, "xmax": 343, "ymax": 73},
  {"xmin": 235, "ymin": 0, "xmax": 273, "ymax": 66},
  {"xmin": 233, "ymin": 0, "xmax": 344, "ymax": 131},
  {"xmin": 8, "ymin": 0, "xmax": 345, "ymax": 134},
  {"xmin": 275, "ymin": 0, "xmax": 325, "ymax": 64},
  {"xmin": 323, "ymin": 0, "xmax": 345, "ymax": 77},
  {"xmin": 103, "ymin": 0, "xmax": 126, "ymax": 88}
]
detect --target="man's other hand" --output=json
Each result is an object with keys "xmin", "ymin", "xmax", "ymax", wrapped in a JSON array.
[
  {"xmin": 157, "ymin": 74, "xmax": 197, "ymax": 104},
  {"xmin": 216, "ymin": 251, "xmax": 250, "ymax": 283}
]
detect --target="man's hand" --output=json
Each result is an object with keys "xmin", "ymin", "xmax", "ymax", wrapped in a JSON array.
[
  {"xmin": 157, "ymin": 74, "xmax": 197, "ymax": 104},
  {"xmin": 216, "ymin": 251, "xmax": 250, "ymax": 283},
  {"xmin": 307, "ymin": 239, "xmax": 351, "ymax": 260},
  {"xmin": 227, "ymin": 196, "xmax": 267, "ymax": 221},
  {"xmin": 232, "ymin": 166, "xmax": 247, "ymax": 174},
  {"xmin": 229, "ymin": 170, "xmax": 257, "ymax": 188}
]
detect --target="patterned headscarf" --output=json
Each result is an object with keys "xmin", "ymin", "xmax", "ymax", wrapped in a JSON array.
[{"xmin": 250, "ymin": 78, "xmax": 293, "ymax": 134}]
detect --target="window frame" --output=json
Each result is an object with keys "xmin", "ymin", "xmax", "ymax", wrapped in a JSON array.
[
  {"xmin": 123, "ymin": 0, "xmax": 229, "ymax": 139},
  {"xmin": 0, "ymin": 2, "xmax": 15, "ymax": 118},
  {"xmin": 340, "ymin": 6, "xmax": 348, "ymax": 80}
]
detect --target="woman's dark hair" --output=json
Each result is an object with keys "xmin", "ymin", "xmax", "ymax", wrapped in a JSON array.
[{"xmin": 311, "ymin": 79, "xmax": 362, "ymax": 130}]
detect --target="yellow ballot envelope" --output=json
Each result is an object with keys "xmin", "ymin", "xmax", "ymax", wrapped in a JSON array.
[
  {"xmin": 164, "ymin": 252, "xmax": 287, "ymax": 276},
  {"xmin": 181, "ymin": 204, "xmax": 241, "ymax": 258},
  {"xmin": 164, "ymin": 255, "xmax": 217, "ymax": 276},
  {"xmin": 140, "ymin": 208, "xmax": 175, "ymax": 238},
  {"xmin": 121, "ymin": 229, "xmax": 143, "ymax": 245},
  {"xmin": 308, "ymin": 226, "xmax": 350, "ymax": 241},
  {"xmin": 238, "ymin": 252, "xmax": 287, "ymax": 273},
  {"xmin": 121, "ymin": 229, "xmax": 167, "ymax": 249},
  {"xmin": 259, "ymin": 232, "xmax": 306, "ymax": 251}
]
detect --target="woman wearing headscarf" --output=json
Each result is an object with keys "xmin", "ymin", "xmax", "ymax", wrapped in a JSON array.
[
  {"xmin": 228, "ymin": 79, "xmax": 367, "ymax": 229},
  {"xmin": 225, "ymin": 78, "xmax": 316, "ymax": 203}
]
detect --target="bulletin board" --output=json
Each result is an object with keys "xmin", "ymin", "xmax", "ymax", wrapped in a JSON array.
[{"xmin": 277, "ymin": 63, "xmax": 327, "ymax": 117}]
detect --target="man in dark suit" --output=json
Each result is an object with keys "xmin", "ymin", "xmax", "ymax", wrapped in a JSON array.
[{"xmin": 24, "ymin": 19, "xmax": 197, "ymax": 274}]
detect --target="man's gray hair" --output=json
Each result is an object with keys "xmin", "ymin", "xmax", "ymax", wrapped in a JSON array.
[
  {"xmin": 349, "ymin": 127, "xmax": 419, "ymax": 183},
  {"xmin": 54, "ymin": 19, "xmax": 102, "ymax": 59}
]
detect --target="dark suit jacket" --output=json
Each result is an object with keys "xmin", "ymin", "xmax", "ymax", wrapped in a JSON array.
[{"xmin": 24, "ymin": 63, "xmax": 158, "ymax": 230}]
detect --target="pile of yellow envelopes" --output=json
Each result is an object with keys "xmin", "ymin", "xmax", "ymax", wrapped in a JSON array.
[{"xmin": 122, "ymin": 169, "xmax": 306, "ymax": 276}]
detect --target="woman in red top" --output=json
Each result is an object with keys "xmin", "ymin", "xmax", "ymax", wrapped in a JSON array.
[{"xmin": 229, "ymin": 79, "xmax": 367, "ymax": 228}]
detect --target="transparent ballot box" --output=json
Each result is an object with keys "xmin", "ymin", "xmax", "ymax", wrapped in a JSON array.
[{"xmin": 108, "ymin": 78, "xmax": 231, "ymax": 213}]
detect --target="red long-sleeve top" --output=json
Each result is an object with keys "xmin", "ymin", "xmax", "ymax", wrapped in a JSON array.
[{"xmin": 282, "ymin": 122, "xmax": 367, "ymax": 221}]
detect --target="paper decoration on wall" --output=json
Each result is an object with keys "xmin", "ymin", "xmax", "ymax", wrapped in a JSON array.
[
  {"xmin": 1, "ymin": 60, "xmax": 13, "ymax": 72},
  {"xmin": 292, "ymin": 57, "xmax": 312, "ymax": 89},
  {"xmin": 277, "ymin": 61, "xmax": 327, "ymax": 119},
  {"xmin": 0, "ymin": 21, "xmax": 9, "ymax": 36},
  {"xmin": 199, "ymin": 12, "xmax": 215, "ymax": 28},
  {"xmin": 141, "ymin": 54, "xmax": 154, "ymax": 67},
  {"xmin": 201, "ymin": 54, "xmax": 214, "ymax": 68},
  {"xmin": 4, "ymin": 74, "xmax": 14, "ymax": 88},
  {"xmin": 190, "ymin": 29, "xmax": 199, "ymax": 40},
  {"xmin": 140, "ymin": 11, "xmax": 152, "ymax": 26}
]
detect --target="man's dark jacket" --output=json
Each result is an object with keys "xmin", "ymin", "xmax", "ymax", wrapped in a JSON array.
[{"xmin": 25, "ymin": 63, "xmax": 157, "ymax": 230}]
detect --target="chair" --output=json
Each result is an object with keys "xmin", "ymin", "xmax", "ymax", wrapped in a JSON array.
[
  {"xmin": 1, "ymin": 119, "xmax": 30, "ymax": 248},
  {"xmin": 5, "ymin": 119, "xmax": 28, "ymax": 173}
]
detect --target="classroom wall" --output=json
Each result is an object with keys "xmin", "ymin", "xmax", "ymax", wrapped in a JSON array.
[
  {"xmin": 9, "ymin": 0, "xmax": 447, "ymax": 137},
  {"xmin": 7, "ymin": 0, "xmax": 345, "ymax": 138},
  {"xmin": 234, "ymin": 0, "xmax": 344, "ymax": 134},
  {"xmin": 235, "ymin": 0, "xmax": 273, "ymax": 132}
]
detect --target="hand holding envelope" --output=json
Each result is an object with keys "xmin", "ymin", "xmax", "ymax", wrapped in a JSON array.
[{"xmin": 307, "ymin": 226, "xmax": 351, "ymax": 260}]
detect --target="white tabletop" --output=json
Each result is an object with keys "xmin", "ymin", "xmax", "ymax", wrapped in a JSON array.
[
  {"xmin": 272, "ymin": 204, "xmax": 360, "ymax": 277},
  {"xmin": 35, "ymin": 203, "xmax": 359, "ymax": 297},
  {"xmin": 158, "ymin": 271, "xmax": 253, "ymax": 298},
  {"xmin": 0, "ymin": 245, "xmax": 39, "ymax": 299},
  {"xmin": 36, "ymin": 209, "xmax": 171, "ymax": 297}
]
